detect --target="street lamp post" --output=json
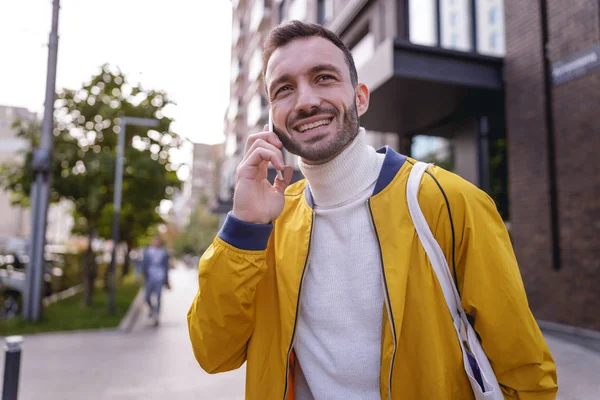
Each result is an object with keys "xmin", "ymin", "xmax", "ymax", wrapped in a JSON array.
[
  {"xmin": 108, "ymin": 117, "xmax": 159, "ymax": 314},
  {"xmin": 23, "ymin": 0, "xmax": 61, "ymax": 321}
]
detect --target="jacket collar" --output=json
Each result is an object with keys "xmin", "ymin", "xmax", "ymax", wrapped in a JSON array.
[{"xmin": 304, "ymin": 146, "xmax": 407, "ymax": 208}]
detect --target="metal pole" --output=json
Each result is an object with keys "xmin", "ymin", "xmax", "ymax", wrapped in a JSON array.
[
  {"xmin": 2, "ymin": 336, "xmax": 23, "ymax": 400},
  {"xmin": 470, "ymin": 0, "xmax": 478, "ymax": 53},
  {"xmin": 107, "ymin": 117, "xmax": 157, "ymax": 314},
  {"xmin": 23, "ymin": 0, "xmax": 60, "ymax": 321},
  {"xmin": 108, "ymin": 121, "xmax": 126, "ymax": 314}
]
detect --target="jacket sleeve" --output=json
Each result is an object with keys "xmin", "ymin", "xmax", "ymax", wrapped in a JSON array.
[
  {"xmin": 187, "ymin": 213, "xmax": 273, "ymax": 374},
  {"xmin": 424, "ymin": 170, "xmax": 558, "ymax": 399}
]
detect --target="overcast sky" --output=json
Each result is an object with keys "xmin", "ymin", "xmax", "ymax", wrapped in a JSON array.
[{"xmin": 0, "ymin": 0, "xmax": 233, "ymax": 152}]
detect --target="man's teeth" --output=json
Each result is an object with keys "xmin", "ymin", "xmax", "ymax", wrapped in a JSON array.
[{"xmin": 298, "ymin": 119, "xmax": 331, "ymax": 133}]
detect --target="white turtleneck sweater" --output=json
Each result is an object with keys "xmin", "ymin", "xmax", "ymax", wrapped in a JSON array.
[{"xmin": 294, "ymin": 128, "xmax": 386, "ymax": 400}]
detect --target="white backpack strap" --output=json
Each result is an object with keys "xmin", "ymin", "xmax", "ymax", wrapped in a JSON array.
[
  {"xmin": 407, "ymin": 162, "xmax": 502, "ymax": 399},
  {"xmin": 407, "ymin": 163, "xmax": 462, "ymax": 318}
]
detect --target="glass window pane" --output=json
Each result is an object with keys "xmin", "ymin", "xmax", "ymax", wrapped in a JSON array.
[
  {"xmin": 247, "ymin": 94, "xmax": 262, "ymax": 127},
  {"xmin": 409, "ymin": 0, "xmax": 438, "ymax": 47},
  {"xmin": 476, "ymin": 0, "xmax": 506, "ymax": 56},
  {"xmin": 288, "ymin": 0, "xmax": 307, "ymax": 21},
  {"xmin": 440, "ymin": 0, "xmax": 472, "ymax": 51},
  {"xmin": 412, "ymin": 135, "xmax": 454, "ymax": 171}
]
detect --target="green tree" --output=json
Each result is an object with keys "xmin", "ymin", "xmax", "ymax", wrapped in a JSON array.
[
  {"xmin": 0, "ymin": 64, "xmax": 183, "ymax": 306},
  {"xmin": 172, "ymin": 196, "xmax": 220, "ymax": 257}
]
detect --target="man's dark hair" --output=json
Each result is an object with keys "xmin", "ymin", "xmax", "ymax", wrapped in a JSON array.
[{"xmin": 262, "ymin": 20, "xmax": 358, "ymax": 94}]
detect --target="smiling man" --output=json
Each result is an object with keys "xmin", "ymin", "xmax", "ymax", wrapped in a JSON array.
[{"xmin": 187, "ymin": 21, "xmax": 557, "ymax": 400}]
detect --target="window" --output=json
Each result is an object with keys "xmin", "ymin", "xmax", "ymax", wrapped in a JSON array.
[
  {"xmin": 409, "ymin": 0, "xmax": 438, "ymax": 46},
  {"xmin": 440, "ymin": 0, "xmax": 472, "ymax": 51},
  {"xmin": 230, "ymin": 58, "xmax": 240, "ymax": 82},
  {"xmin": 489, "ymin": 7, "xmax": 497, "ymax": 24},
  {"xmin": 250, "ymin": 0, "xmax": 267, "ymax": 32},
  {"xmin": 227, "ymin": 99, "xmax": 239, "ymax": 121},
  {"xmin": 224, "ymin": 132, "xmax": 238, "ymax": 156},
  {"xmin": 232, "ymin": 17, "xmax": 241, "ymax": 44},
  {"xmin": 248, "ymin": 48, "xmax": 263, "ymax": 80},
  {"xmin": 412, "ymin": 136, "xmax": 454, "ymax": 172},
  {"xmin": 489, "ymin": 31, "xmax": 497, "ymax": 50},
  {"xmin": 409, "ymin": 0, "xmax": 506, "ymax": 56},
  {"xmin": 247, "ymin": 94, "xmax": 263, "ymax": 127},
  {"xmin": 288, "ymin": 0, "xmax": 307, "ymax": 21},
  {"xmin": 476, "ymin": 0, "xmax": 505, "ymax": 56}
]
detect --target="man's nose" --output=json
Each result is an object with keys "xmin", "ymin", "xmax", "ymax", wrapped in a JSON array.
[{"xmin": 294, "ymin": 85, "xmax": 320, "ymax": 115}]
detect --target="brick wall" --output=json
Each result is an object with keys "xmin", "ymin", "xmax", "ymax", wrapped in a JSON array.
[
  {"xmin": 504, "ymin": 0, "xmax": 600, "ymax": 330},
  {"xmin": 546, "ymin": 0, "xmax": 600, "ymax": 329},
  {"xmin": 504, "ymin": 0, "xmax": 554, "ymax": 317}
]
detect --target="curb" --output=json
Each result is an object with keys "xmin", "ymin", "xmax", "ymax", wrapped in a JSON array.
[
  {"xmin": 539, "ymin": 319, "xmax": 600, "ymax": 353},
  {"xmin": 118, "ymin": 287, "xmax": 145, "ymax": 333},
  {"xmin": 43, "ymin": 284, "xmax": 84, "ymax": 307}
]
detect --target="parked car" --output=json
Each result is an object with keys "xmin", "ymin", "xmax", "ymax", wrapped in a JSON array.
[{"xmin": 0, "ymin": 253, "xmax": 60, "ymax": 319}]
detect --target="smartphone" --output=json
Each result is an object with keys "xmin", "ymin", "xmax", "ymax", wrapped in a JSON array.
[{"xmin": 269, "ymin": 108, "xmax": 284, "ymax": 180}]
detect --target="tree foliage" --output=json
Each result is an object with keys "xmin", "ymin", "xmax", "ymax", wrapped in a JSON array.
[
  {"xmin": 172, "ymin": 196, "xmax": 219, "ymax": 257},
  {"xmin": 0, "ymin": 64, "xmax": 183, "ymax": 304}
]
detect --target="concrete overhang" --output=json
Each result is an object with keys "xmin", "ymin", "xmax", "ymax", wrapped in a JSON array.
[{"xmin": 359, "ymin": 39, "xmax": 504, "ymax": 135}]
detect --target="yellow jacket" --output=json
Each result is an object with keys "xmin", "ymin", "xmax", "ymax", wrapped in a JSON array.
[{"xmin": 187, "ymin": 149, "xmax": 558, "ymax": 399}]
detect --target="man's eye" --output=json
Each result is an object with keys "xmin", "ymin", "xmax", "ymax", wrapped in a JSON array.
[
  {"xmin": 317, "ymin": 75, "xmax": 335, "ymax": 82},
  {"xmin": 276, "ymin": 85, "xmax": 291, "ymax": 95}
]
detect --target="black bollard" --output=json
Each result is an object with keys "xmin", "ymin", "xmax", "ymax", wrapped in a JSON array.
[{"xmin": 2, "ymin": 336, "xmax": 23, "ymax": 400}]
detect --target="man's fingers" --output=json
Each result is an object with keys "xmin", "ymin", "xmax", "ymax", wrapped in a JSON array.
[
  {"xmin": 273, "ymin": 165, "xmax": 294, "ymax": 193},
  {"xmin": 238, "ymin": 147, "xmax": 285, "ymax": 174},
  {"xmin": 242, "ymin": 139, "xmax": 284, "ymax": 166},
  {"xmin": 282, "ymin": 165, "xmax": 294, "ymax": 185},
  {"xmin": 245, "ymin": 131, "xmax": 282, "ymax": 154}
]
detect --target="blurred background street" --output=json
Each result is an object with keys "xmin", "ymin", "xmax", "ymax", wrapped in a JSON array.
[{"xmin": 0, "ymin": 0, "xmax": 598, "ymax": 398}]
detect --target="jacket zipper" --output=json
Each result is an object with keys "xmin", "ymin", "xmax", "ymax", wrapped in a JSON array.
[
  {"xmin": 282, "ymin": 210, "xmax": 315, "ymax": 400},
  {"xmin": 367, "ymin": 199, "xmax": 397, "ymax": 400}
]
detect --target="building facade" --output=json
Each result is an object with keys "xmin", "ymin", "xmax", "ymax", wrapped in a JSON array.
[
  {"xmin": 0, "ymin": 105, "xmax": 36, "ymax": 246},
  {"xmin": 169, "ymin": 143, "xmax": 223, "ymax": 229},
  {"xmin": 0, "ymin": 105, "xmax": 74, "ymax": 251},
  {"xmin": 221, "ymin": 0, "xmax": 599, "ymax": 330}
]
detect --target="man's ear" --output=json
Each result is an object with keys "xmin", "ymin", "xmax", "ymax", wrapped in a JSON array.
[{"xmin": 355, "ymin": 83, "xmax": 370, "ymax": 117}]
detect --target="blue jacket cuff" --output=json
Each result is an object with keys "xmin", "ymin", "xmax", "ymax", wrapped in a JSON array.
[{"xmin": 218, "ymin": 212, "xmax": 273, "ymax": 251}]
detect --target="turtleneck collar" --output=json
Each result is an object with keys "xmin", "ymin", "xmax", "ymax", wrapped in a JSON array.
[{"xmin": 298, "ymin": 127, "xmax": 384, "ymax": 208}]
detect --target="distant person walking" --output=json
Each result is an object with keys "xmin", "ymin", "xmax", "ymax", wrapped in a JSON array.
[{"xmin": 141, "ymin": 236, "xmax": 170, "ymax": 323}]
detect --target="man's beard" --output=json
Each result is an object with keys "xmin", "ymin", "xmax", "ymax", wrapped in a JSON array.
[{"xmin": 273, "ymin": 102, "xmax": 360, "ymax": 164}]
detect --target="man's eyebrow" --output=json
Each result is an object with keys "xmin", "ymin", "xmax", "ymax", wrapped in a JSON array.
[{"xmin": 309, "ymin": 63, "xmax": 343, "ymax": 76}]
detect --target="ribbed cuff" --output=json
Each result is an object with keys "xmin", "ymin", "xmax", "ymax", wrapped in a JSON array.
[{"xmin": 217, "ymin": 212, "xmax": 273, "ymax": 251}]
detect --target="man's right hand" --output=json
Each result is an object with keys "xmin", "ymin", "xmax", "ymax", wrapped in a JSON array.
[{"xmin": 232, "ymin": 125, "xmax": 294, "ymax": 224}]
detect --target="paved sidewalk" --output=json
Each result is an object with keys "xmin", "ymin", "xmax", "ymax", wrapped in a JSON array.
[
  {"xmin": 545, "ymin": 333, "xmax": 600, "ymax": 399},
  {"xmin": 1, "ymin": 263, "xmax": 599, "ymax": 399},
  {"xmin": 1, "ymin": 264, "xmax": 245, "ymax": 400}
]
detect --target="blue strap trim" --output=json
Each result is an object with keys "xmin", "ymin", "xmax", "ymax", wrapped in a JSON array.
[
  {"xmin": 217, "ymin": 212, "xmax": 273, "ymax": 251},
  {"xmin": 373, "ymin": 146, "xmax": 407, "ymax": 195},
  {"xmin": 304, "ymin": 182, "xmax": 314, "ymax": 208}
]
